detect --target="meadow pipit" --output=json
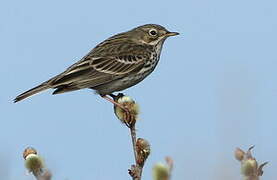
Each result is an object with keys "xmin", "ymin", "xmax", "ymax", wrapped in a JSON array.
[{"xmin": 14, "ymin": 24, "xmax": 179, "ymax": 105}]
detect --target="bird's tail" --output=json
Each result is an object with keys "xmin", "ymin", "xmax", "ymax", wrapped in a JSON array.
[{"xmin": 14, "ymin": 83, "xmax": 50, "ymax": 103}]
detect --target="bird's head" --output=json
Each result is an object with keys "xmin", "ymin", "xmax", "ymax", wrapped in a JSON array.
[{"xmin": 129, "ymin": 24, "xmax": 179, "ymax": 45}]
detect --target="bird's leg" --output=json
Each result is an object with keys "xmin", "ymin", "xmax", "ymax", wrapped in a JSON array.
[
  {"xmin": 101, "ymin": 94, "xmax": 127, "ymax": 110},
  {"xmin": 101, "ymin": 94, "xmax": 132, "ymax": 127}
]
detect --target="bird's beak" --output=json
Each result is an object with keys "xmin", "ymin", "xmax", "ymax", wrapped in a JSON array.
[{"xmin": 165, "ymin": 31, "xmax": 179, "ymax": 37}]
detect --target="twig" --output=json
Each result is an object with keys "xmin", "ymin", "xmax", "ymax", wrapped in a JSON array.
[
  {"xmin": 128, "ymin": 123, "xmax": 142, "ymax": 180},
  {"xmin": 112, "ymin": 94, "xmax": 150, "ymax": 180},
  {"xmin": 34, "ymin": 170, "xmax": 52, "ymax": 180},
  {"xmin": 130, "ymin": 124, "xmax": 138, "ymax": 165}
]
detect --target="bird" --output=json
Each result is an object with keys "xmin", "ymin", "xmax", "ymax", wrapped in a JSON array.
[{"xmin": 14, "ymin": 24, "xmax": 179, "ymax": 105}]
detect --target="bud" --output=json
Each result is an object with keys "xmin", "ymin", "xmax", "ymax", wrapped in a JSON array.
[
  {"xmin": 152, "ymin": 163, "xmax": 170, "ymax": 180},
  {"xmin": 241, "ymin": 158, "xmax": 258, "ymax": 176},
  {"xmin": 136, "ymin": 138, "xmax": 150, "ymax": 166},
  {"xmin": 235, "ymin": 148, "xmax": 245, "ymax": 161},
  {"xmin": 23, "ymin": 147, "xmax": 37, "ymax": 160},
  {"xmin": 114, "ymin": 95, "xmax": 140, "ymax": 125},
  {"xmin": 235, "ymin": 146, "xmax": 268, "ymax": 179},
  {"xmin": 23, "ymin": 147, "xmax": 44, "ymax": 176}
]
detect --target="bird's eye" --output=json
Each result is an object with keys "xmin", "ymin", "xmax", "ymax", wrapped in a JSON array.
[{"xmin": 149, "ymin": 29, "xmax": 158, "ymax": 36}]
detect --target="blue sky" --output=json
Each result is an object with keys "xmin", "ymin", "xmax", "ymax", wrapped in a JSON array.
[{"xmin": 1, "ymin": 0, "xmax": 277, "ymax": 179}]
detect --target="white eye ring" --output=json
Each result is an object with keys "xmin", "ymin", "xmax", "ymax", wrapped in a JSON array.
[{"xmin": 149, "ymin": 29, "xmax": 158, "ymax": 36}]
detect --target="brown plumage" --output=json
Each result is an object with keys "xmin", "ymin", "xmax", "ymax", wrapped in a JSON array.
[{"xmin": 14, "ymin": 24, "xmax": 179, "ymax": 103}]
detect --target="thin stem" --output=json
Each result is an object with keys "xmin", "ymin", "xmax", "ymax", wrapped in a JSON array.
[
  {"xmin": 130, "ymin": 124, "xmax": 138, "ymax": 162},
  {"xmin": 34, "ymin": 170, "xmax": 52, "ymax": 180},
  {"xmin": 129, "ymin": 124, "xmax": 142, "ymax": 180}
]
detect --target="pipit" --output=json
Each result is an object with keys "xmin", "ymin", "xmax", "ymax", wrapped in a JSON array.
[{"xmin": 14, "ymin": 24, "xmax": 179, "ymax": 107}]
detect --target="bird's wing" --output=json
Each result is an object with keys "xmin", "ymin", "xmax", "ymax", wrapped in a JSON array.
[
  {"xmin": 90, "ymin": 55, "xmax": 147, "ymax": 75},
  {"xmin": 50, "ymin": 45, "xmax": 150, "ymax": 89}
]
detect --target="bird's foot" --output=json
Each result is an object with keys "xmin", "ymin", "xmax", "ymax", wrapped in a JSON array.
[{"xmin": 101, "ymin": 94, "xmax": 134, "ymax": 127}]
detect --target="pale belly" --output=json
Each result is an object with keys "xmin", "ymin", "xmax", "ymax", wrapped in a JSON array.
[{"xmin": 93, "ymin": 70, "xmax": 153, "ymax": 95}]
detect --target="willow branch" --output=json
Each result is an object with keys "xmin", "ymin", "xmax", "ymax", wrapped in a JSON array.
[{"xmin": 112, "ymin": 93, "xmax": 150, "ymax": 180}]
